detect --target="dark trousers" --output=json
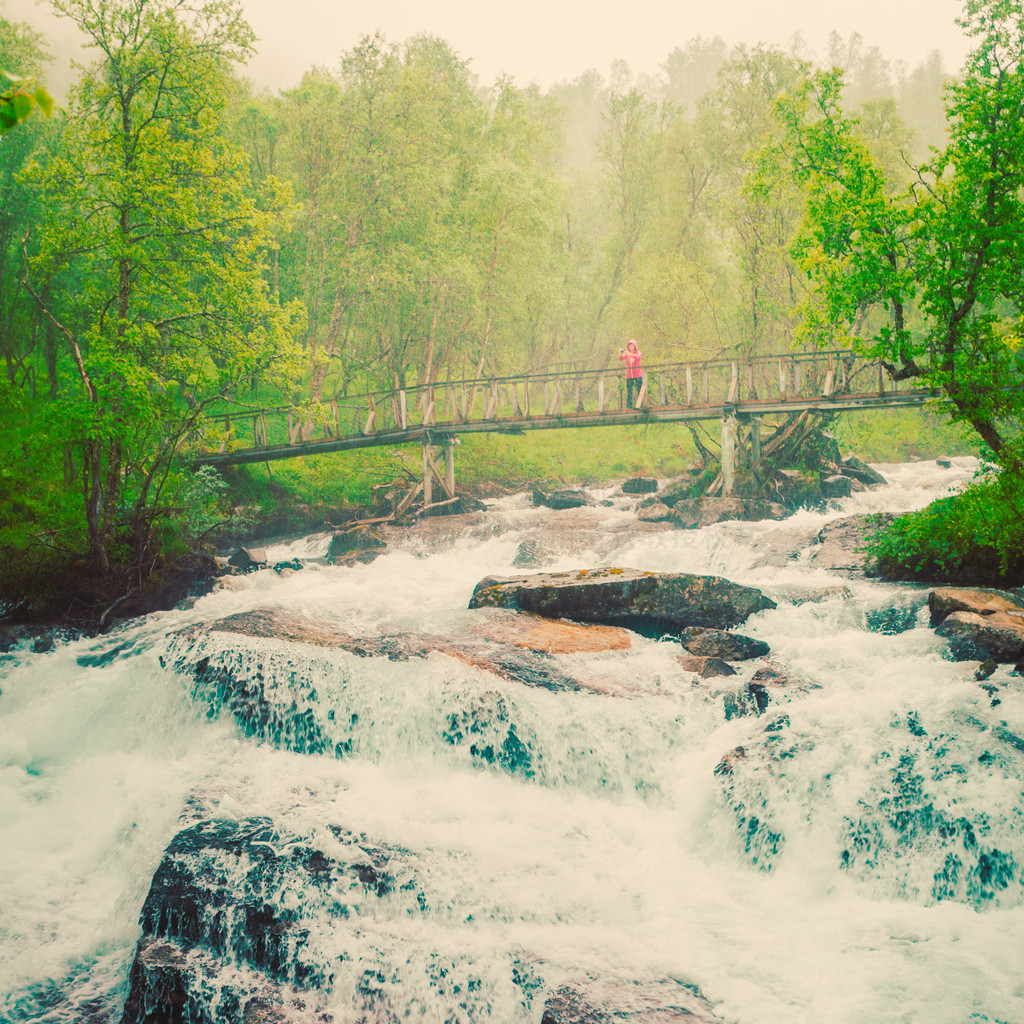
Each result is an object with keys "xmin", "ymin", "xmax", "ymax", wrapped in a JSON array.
[{"xmin": 626, "ymin": 376, "xmax": 641, "ymax": 407}]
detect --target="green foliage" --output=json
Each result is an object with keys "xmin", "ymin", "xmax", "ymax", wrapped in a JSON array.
[
  {"xmin": 867, "ymin": 469, "xmax": 1024, "ymax": 584},
  {"xmin": 768, "ymin": 0, "xmax": 1024, "ymax": 466},
  {"xmin": 0, "ymin": 71, "xmax": 52, "ymax": 133},
  {"xmin": 15, "ymin": 0, "xmax": 303, "ymax": 579}
]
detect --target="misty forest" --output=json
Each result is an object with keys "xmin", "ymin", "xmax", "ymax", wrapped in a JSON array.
[
  {"xmin": 1, "ymin": 0, "xmax": 1023, "ymax": 611},
  {"xmin": 6, "ymin": 3, "xmax": 1024, "ymax": 1024}
]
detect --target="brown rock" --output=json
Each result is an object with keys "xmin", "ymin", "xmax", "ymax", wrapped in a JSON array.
[
  {"xmin": 934, "ymin": 609, "xmax": 1024, "ymax": 662},
  {"xmin": 928, "ymin": 587, "xmax": 1024, "ymax": 627},
  {"xmin": 668, "ymin": 497, "xmax": 791, "ymax": 529},
  {"xmin": 679, "ymin": 626, "xmax": 770, "ymax": 661},
  {"xmin": 809, "ymin": 513, "xmax": 893, "ymax": 574},
  {"xmin": 747, "ymin": 663, "xmax": 820, "ymax": 714},
  {"xmin": 677, "ymin": 655, "xmax": 737, "ymax": 679},
  {"xmin": 473, "ymin": 612, "xmax": 632, "ymax": 654},
  {"xmin": 189, "ymin": 609, "xmax": 583, "ymax": 691},
  {"xmin": 327, "ymin": 526, "xmax": 386, "ymax": 563},
  {"xmin": 714, "ymin": 745, "xmax": 747, "ymax": 776},
  {"xmin": 637, "ymin": 501, "xmax": 673, "ymax": 522}
]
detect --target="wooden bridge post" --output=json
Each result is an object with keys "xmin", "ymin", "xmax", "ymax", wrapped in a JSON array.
[
  {"xmin": 423, "ymin": 443, "xmax": 433, "ymax": 507},
  {"xmin": 445, "ymin": 437, "xmax": 456, "ymax": 498},
  {"xmin": 721, "ymin": 413, "xmax": 738, "ymax": 497},
  {"xmin": 748, "ymin": 417, "xmax": 761, "ymax": 466},
  {"xmin": 422, "ymin": 437, "xmax": 457, "ymax": 508}
]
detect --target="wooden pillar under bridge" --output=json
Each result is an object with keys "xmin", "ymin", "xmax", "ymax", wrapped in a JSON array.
[
  {"xmin": 422, "ymin": 436, "xmax": 457, "ymax": 508},
  {"xmin": 721, "ymin": 412, "xmax": 738, "ymax": 497},
  {"xmin": 746, "ymin": 416, "xmax": 761, "ymax": 466}
]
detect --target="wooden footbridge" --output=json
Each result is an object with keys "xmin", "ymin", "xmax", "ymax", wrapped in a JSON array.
[{"xmin": 194, "ymin": 349, "xmax": 941, "ymax": 500}]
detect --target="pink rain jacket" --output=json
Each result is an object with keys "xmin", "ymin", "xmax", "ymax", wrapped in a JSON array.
[{"xmin": 619, "ymin": 346, "xmax": 643, "ymax": 379}]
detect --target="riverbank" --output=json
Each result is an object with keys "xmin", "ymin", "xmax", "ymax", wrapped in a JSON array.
[{"xmin": 0, "ymin": 406, "xmax": 986, "ymax": 637}]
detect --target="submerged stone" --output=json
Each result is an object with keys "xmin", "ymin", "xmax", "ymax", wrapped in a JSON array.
[{"xmin": 541, "ymin": 975, "xmax": 728, "ymax": 1024}]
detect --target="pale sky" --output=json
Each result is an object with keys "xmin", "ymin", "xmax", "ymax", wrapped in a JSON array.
[{"xmin": 7, "ymin": 0, "xmax": 974, "ymax": 96}]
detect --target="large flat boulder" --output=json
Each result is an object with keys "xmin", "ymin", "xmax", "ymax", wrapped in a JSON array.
[
  {"xmin": 472, "ymin": 611, "xmax": 632, "ymax": 653},
  {"xmin": 178, "ymin": 608, "xmax": 583, "ymax": 693},
  {"xmin": 468, "ymin": 568, "xmax": 776, "ymax": 634}
]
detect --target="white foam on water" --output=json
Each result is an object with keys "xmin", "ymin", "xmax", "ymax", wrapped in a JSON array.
[{"xmin": 2, "ymin": 457, "xmax": 1022, "ymax": 1023}]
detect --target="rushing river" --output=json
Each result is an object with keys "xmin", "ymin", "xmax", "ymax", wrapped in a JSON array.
[{"xmin": 1, "ymin": 457, "xmax": 1022, "ymax": 1024}]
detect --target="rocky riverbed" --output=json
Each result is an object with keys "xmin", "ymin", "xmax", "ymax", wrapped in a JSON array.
[{"xmin": 2, "ymin": 457, "xmax": 1023, "ymax": 1024}]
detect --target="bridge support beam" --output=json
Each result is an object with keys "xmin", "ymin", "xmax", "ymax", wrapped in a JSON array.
[
  {"xmin": 721, "ymin": 413, "xmax": 737, "ymax": 497},
  {"xmin": 422, "ymin": 437, "xmax": 457, "ymax": 507}
]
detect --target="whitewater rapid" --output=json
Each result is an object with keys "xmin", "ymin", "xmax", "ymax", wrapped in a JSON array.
[{"xmin": 1, "ymin": 457, "xmax": 1021, "ymax": 1024}]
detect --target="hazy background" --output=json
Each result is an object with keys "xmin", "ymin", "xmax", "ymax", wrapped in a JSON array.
[{"xmin": 6, "ymin": 0, "xmax": 973, "ymax": 96}]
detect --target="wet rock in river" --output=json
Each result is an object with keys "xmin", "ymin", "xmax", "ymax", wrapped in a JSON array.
[
  {"xmin": 182, "ymin": 608, "xmax": 585, "ymax": 690},
  {"xmin": 228, "ymin": 547, "xmax": 268, "ymax": 571},
  {"xmin": 808, "ymin": 513, "xmax": 893, "ymax": 575},
  {"xmin": 928, "ymin": 586, "xmax": 1024, "ymax": 627},
  {"xmin": 771, "ymin": 584, "xmax": 854, "ymax": 605},
  {"xmin": 935, "ymin": 610, "xmax": 1024, "ymax": 662},
  {"xmin": 541, "ymin": 975, "xmax": 728, "ymax": 1024},
  {"xmin": 442, "ymin": 690, "xmax": 534, "ymax": 776},
  {"xmin": 326, "ymin": 525, "xmax": 387, "ymax": 563},
  {"xmin": 621, "ymin": 476, "xmax": 659, "ymax": 495},
  {"xmin": 677, "ymin": 655, "xmax": 737, "ymax": 679},
  {"xmin": 747, "ymin": 663, "xmax": 820, "ymax": 715},
  {"xmin": 533, "ymin": 486, "xmax": 591, "ymax": 510},
  {"xmin": 821, "ymin": 474, "xmax": 853, "ymax": 499},
  {"xmin": 930, "ymin": 587, "xmax": 1024, "ymax": 661},
  {"xmin": 468, "ymin": 568, "xmax": 776, "ymax": 634},
  {"xmin": 513, "ymin": 537, "xmax": 558, "ymax": 568},
  {"xmin": 473, "ymin": 611, "xmax": 632, "ymax": 654},
  {"xmin": 840, "ymin": 454, "xmax": 887, "ymax": 487},
  {"xmin": 678, "ymin": 626, "xmax": 769, "ymax": 661},
  {"xmin": 667, "ymin": 497, "xmax": 791, "ymax": 530},
  {"xmin": 636, "ymin": 500, "xmax": 673, "ymax": 523},
  {"xmin": 120, "ymin": 817, "xmax": 400, "ymax": 1024}
]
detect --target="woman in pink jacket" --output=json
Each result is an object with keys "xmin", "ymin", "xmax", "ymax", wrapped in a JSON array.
[{"xmin": 619, "ymin": 340, "xmax": 643, "ymax": 407}]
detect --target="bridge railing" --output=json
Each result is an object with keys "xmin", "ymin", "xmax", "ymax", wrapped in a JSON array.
[{"xmin": 198, "ymin": 349, "xmax": 915, "ymax": 455}]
